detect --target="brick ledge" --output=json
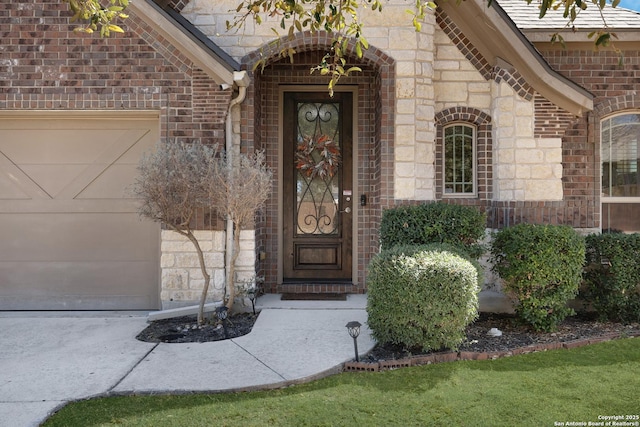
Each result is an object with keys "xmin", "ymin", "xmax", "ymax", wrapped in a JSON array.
[{"xmin": 343, "ymin": 332, "xmax": 640, "ymax": 372}]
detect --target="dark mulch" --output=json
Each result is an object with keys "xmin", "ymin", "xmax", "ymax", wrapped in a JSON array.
[
  {"xmin": 136, "ymin": 310, "xmax": 640, "ymax": 364},
  {"xmin": 364, "ymin": 312, "xmax": 640, "ymax": 362},
  {"xmin": 136, "ymin": 312, "xmax": 259, "ymax": 343}
]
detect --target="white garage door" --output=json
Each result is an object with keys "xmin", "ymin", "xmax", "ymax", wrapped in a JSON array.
[{"xmin": 0, "ymin": 112, "xmax": 160, "ymax": 310}]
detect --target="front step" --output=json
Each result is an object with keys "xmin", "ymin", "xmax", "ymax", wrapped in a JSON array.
[
  {"xmin": 277, "ymin": 282, "xmax": 353, "ymax": 295},
  {"xmin": 280, "ymin": 293, "xmax": 348, "ymax": 301}
]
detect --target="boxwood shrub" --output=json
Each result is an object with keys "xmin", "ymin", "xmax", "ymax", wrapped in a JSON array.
[
  {"xmin": 583, "ymin": 233, "xmax": 640, "ymax": 322},
  {"xmin": 366, "ymin": 244, "xmax": 481, "ymax": 352},
  {"xmin": 490, "ymin": 224, "xmax": 585, "ymax": 332},
  {"xmin": 379, "ymin": 202, "xmax": 487, "ymax": 258}
]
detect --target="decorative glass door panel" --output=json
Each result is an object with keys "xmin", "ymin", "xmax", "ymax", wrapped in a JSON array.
[
  {"xmin": 295, "ymin": 102, "xmax": 340, "ymax": 236},
  {"xmin": 283, "ymin": 92, "xmax": 353, "ymax": 282}
]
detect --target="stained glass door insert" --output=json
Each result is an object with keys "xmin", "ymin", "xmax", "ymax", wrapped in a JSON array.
[{"xmin": 283, "ymin": 92, "xmax": 353, "ymax": 282}]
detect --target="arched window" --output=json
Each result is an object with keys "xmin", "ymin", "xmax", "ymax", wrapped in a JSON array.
[
  {"xmin": 601, "ymin": 113, "xmax": 640, "ymax": 231},
  {"xmin": 443, "ymin": 123, "xmax": 476, "ymax": 196},
  {"xmin": 435, "ymin": 107, "xmax": 491, "ymax": 201}
]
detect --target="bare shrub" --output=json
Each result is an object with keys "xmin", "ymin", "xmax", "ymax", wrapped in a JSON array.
[
  {"xmin": 208, "ymin": 150, "xmax": 273, "ymax": 310},
  {"xmin": 133, "ymin": 141, "xmax": 218, "ymax": 324},
  {"xmin": 133, "ymin": 141, "xmax": 272, "ymax": 322}
]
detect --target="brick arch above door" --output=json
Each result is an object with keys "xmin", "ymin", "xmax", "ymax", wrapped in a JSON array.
[
  {"xmin": 241, "ymin": 31, "xmax": 395, "ymax": 72},
  {"xmin": 239, "ymin": 41, "xmax": 395, "ymax": 294}
]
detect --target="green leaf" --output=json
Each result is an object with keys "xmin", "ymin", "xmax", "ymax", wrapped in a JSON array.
[
  {"xmin": 355, "ymin": 42, "xmax": 362, "ymax": 58},
  {"xmin": 108, "ymin": 24, "xmax": 124, "ymax": 33},
  {"xmin": 595, "ymin": 32, "xmax": 611, "ymax": 46},
  {"xmin": 539, "ymin": 0, "xmax": 549, "ymax": 18}
]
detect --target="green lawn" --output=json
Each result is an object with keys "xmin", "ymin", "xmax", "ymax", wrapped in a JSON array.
[{"xmin": 44, "ymin": 338, "xmax": 640, "ymax": 427}]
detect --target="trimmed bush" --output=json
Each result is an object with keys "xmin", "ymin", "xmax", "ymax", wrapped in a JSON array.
[
  {"xmin": 367, "ymin": 244, "xmax": 480, "ymax": 352},
  {"xmin": 379, "ymin": 202, "xmax": 486, "ymax": 258},
  {"xmin": 583, "ymin": 233, "xmax": 640, "ymax": 322},
  {"xmin": 490, "ymin": 224, "xmax": 585, "ymax": 332}
]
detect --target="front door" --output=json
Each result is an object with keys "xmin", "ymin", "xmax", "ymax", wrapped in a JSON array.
[{"xmin": 283, "ymin": 91, "xmax": 353, "ymax": 282}]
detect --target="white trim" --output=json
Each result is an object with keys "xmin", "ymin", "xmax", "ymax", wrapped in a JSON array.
[{"xmin": 600, "ymin": 111, "xmax": 640, "ymax": 231}]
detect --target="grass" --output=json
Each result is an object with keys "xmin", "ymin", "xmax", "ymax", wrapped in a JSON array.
[{"xmin": 44, "ymin": 338, "xmax": 640, "ymax": 427}]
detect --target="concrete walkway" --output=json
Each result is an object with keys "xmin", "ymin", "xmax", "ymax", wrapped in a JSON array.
[{"xmin": 0, "ymin": 294, "xmax": 374, "ymax": 427}]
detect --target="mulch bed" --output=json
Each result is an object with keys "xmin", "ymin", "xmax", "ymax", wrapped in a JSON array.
[
  {"xmin": 347, "ymin": 312, "xmax": 640, "ymax": 372},
  {"xmin": 136, "ymin": 312, "xmax": 259, "ymax": 343}
]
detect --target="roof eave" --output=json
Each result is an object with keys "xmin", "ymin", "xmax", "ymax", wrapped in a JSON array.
[
  {"xmin": 437, "ymin": 0, "xmax": 594, "ymax": 115},
  {"xmin": 129, "ymin": 0, "xmax": 239, "ymax": 85}
]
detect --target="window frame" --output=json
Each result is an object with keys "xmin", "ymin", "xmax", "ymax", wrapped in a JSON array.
[
  {"xmin": 601, "ymin": 112, "xmax": 640, "ymax": 203},
  {"xmin": 600, "ymin": 112, "xmax": 640, "ymax": 232},
  {"xmin": 442, "ymin": 122, "xmax": 477, "ymax": 198}
]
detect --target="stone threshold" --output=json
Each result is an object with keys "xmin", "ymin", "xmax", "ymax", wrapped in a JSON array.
[{"xmin": 343, "ymin": 331, "xmax": 640, "ymax": 372}]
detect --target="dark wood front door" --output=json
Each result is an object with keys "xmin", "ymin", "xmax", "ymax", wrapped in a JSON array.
[{"xmin": 283, "ymin": 91, "xmax": 353, "ymax": 282}]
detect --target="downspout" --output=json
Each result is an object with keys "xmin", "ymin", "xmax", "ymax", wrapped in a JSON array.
[{"xmin": 225, "ymin": 71, "xmax": 250, "ymax": 303}]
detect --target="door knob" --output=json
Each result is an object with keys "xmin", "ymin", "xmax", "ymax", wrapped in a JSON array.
[{"xmin": 340, "ymin": 207, "xmax": 351, "ymax": 214}]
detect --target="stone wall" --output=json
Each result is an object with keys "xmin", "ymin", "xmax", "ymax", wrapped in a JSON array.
[
  {"xmin": 492, "ymin": 82, "xmax": 564, "ymax": 201},
  {"xmin": 182, "ymin": 0, "xmax": 567, "ymax": 206},
  {"xmin": 433, "ymin": 13, "xmax": 564, "ymax": 203},
  {"xmin": 160, "ymin": 229, "xmax": 257, "ymax": 309}
]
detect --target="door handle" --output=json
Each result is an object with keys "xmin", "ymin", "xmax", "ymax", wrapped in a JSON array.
[{"xmin": 340, "ymin": 207, "xmax": 351, "ymax": 214}]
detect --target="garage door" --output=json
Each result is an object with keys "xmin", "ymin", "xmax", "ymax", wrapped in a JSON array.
[{"xmin": 0, "ymin": 112, "xmax": 160, "ymax": 310}]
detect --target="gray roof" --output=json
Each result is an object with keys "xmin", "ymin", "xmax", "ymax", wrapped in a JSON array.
[{"xmin": 497, "ymin": 0, "xmax": 640, "ymax": 29}]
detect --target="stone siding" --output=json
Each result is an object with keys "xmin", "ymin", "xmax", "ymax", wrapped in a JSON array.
[
  {"xmin": 492, "ymin": 82, "xmax": 563, "ymax": 201},
  {"xmin": 160, "ymin": 229, "xmax": 256, "ymax": 308}
]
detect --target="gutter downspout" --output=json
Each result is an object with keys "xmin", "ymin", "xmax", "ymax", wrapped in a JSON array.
[{"xmin": 225, "ymin": 71, "xmax": 250, "ymax": 304}]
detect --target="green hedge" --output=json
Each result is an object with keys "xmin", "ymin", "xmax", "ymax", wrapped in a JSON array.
[
  {"xmin": 490, "ymin": 224, "xmax": 585, "ymax": 332},
  {"xmin": 379, "ymin": 202, "xmax": 486, "ymax": 258},
  {"xmin": 367, "ymin": 244, "xmax": 480, "ymax": 352},
  {"xmin": 583, "ymin": 233, "xmax": 640, "ymax": 322}
]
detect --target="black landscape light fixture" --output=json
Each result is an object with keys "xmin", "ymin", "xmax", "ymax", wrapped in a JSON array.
[
  {"xmin": 216, "ymin": 306, "xmax": 229, "ymax": 338},
  {"xmin": 346, "ymin": 321, "xmax": 362, "ymax": 362},
  {"xmin": 247, "ymin": 287, "xmax": 258, "ymax": 315}
]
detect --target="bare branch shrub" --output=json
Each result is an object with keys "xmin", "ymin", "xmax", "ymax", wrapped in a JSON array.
[
  {"xmin": 133, "ymin": 141, "xmax": 218, "ymax": 324},
  {"xmin": 209, "ymin": 150, "xmax": 273, "ymax": 310},
  {"xmin": 133, "ymin": 142, "xmax": 272, "ymax": 320}
]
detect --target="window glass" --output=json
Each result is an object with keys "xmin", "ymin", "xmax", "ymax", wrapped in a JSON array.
[
  {"xmin": 444, "ymin": 124, "xmax": 475, "ymax": 195},
  {"xmin": 601, "ymin": 113, "xmax": 640, "ymax": 232},
  {"xmin": 602, "ymin": 114, "xmax": 640, "ymax": 198}
]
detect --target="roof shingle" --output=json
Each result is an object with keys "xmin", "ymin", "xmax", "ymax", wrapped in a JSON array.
[{"xmin": 497, "ymin": 0, "xmax": 640, "ymax": 29}]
